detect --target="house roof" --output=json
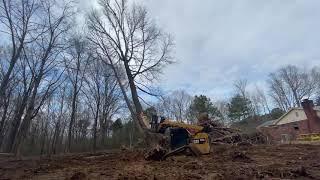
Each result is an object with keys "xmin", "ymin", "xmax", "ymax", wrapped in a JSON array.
[{"xmin": 257, "ymin": 120, "xmax": 277, "ymax": 128}]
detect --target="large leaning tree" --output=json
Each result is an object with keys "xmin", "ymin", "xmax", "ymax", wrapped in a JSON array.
[{"xmin": 87, "ymin": 0, "xmax": 174, "ymax": 132}]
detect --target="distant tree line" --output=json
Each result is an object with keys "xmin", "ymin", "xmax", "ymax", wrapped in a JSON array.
[
  {"xmin": 152, "ymin": 91, "xmax": 223, "ymax": 124},
  {"xmin": 226, "ymin": 65, "xmax": 320, "ymax": 125},
  {"xmin": 150, "ymin": 65, "xmax": 320, "ymax": 126}
]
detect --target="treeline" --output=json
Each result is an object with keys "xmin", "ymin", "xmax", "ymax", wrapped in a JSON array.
[
  {"xmin": 150, "ymin": 65, "xmax": 320, "ymax": 126},
  {"xmin": 0, "ymin": 0, "xmax": 173, "ymax": 156}
]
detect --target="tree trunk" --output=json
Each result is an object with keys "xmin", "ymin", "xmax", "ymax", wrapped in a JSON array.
[
  {"xmin": 67, "ymin": 88, "xmax": 77, "ymax": 153},
  {"xmin": 5, "ymin": 93, "xmax": 29, "ymax": 152},
  {"xmin": 11, "ymin": 76, "xmax": 41, "ymax": 155},
  {"xmin": 52, "ymin": 88, "xmax": 65, "ymax": 154},
  {"xmin": 108, "ymin": 60, "xmax": 144, "ymax": 133},
  {"xmin": 40, "ymin": 121, "xmax": 46, "ymax": 156},
  {"xmin": 123, "ymin": 60, "xmax": 146, "ymax": 130},
  {"xmin": 67, "ymin": 53, "xmax": 82, "ymax": 153},
  {"xmin": 0, "ymin": 95, "xmax": 10, "ymax": 147},
  {"xmin": 60, "ymin": 122, "xmax": 67, "ymax": 153},
  {"xmin": 92, "ymin": 102, "xmax": 99, "ymax": 152}
]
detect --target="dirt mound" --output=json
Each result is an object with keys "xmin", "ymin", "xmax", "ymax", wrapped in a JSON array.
[
  {"xmin": 144, "ymin": 145, "xmax": 167, "ymax": 161},
  {"xmin": 231, "ymin": 151, "xmax": 253, "ymax": 163},
  {"xmin": 70, "ymin": 172, "xmax": 87, "ymax": 180},
  {"xmin": 0, "ymin": 144, "xmax": 320, "ymax": 179}
]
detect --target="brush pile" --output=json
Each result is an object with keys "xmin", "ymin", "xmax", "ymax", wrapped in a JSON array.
[{"xmin": 202, "ymin": 120, "xmax": 267, "ymax": 145}]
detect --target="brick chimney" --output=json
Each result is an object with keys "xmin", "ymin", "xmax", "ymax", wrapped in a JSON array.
[{"xmin": 301, "ymin": 99, "xmax": 319, "ymax": 133}]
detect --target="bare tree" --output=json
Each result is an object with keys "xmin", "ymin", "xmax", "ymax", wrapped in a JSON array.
[
  {"xmin": 0, "ymin": 77, "xmax": 16, "ymax": 147},
  {"xmin": 5, "ymin": 57, "xmax": 34, "ymax": 152},
  {"xmin": 82, "ymin": 60, "xmax": 102, "ymax": 152},
  {"xmin": 268, "ymin": 65, "xmax": 317, "ymax": 111},
  {"xmin": 51, "ymin": 84, "xmax": 67, "ymax": 154},
  {"xmin": 154, "ymin": 90, "xmax": 192, "ymax": 122},
  {"xmin": 214, "ymin": 100, "xmax": 229, "ymax": 125},
  {"xmin": 268, "ymin": 72, "xmax": 292, "ymax": 111},
  {"xmin": 87, "ymin": 0, "xmax": 174, "ymax": 132},
  {"xmin": 254, "ymin": 86, "xmax": 271, "ymax": 114},
  {"xmin": 0, "ymin": 52, "xmax": 19, "ymax": 147},
  {"xmin": 64, "ymin": 35, "xmax": 90, "ymax": 153},
  {"xmin": 8, "ymin": 0, "xmax": 72, "ymax": 156},
  {"xmin": 102, "ymin": 83, "xmax": 122, "ymax": 138},
  {"xmin": 280, "ymin": 66, "xmax": 309, "ymax": 107},
  {"xmin": 40, "ymin": 96, "xmax": 52, "ymax": 156},
  {"xmin": 311, "ymin": 67, "xmax": 320, "ymax": 95},
  {"xmin": 154, "ymin": 95, "xmax": 175, "ymax": 120},
  {"xmin": 82, "ymin": 58, "xmax": 122, "ymax": 151},
  {"xmin": 171, "ymin": 90, "xmax": 192, "ymax": 121},
  {"xmin": 234, "ymin": 79, "xmax": 248, "ymax": 98},
  {"xmin": 0, "ymin": 0, "xmax": 38, "ymax": 110}
]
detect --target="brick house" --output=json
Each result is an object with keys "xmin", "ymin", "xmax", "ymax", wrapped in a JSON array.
[{"xmin": 257, "ymin": 99, "xmax": 320, "ymax": 143}]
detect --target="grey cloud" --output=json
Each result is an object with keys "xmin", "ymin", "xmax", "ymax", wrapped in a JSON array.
[
  {"xmin": 80, "ymin": 0, "xmax": 320, "ymax": 100},
  {"xmin": 142, "ymin": 0, "xmax": 320, "ymax": 99}
]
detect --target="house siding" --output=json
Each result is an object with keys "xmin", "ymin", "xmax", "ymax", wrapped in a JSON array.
[
  {"xmin": 260, "ymin": 117, "xmax": 320, "ymax": 143},
  {"xmin": 260, "ymin": 119, "xmax": 312, "ymax": 143},
  {"xmin": 276, "ymin": 109, "xmax": 307, "ymax": 125}
]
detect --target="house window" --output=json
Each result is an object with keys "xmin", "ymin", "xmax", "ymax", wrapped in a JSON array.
[
  {"xmin": 295, "ymin": 112, "xmax": 299, "ymax": 117},
  {"xmin": 293, "ymin": 123, "xmax": 299, "ymax": 130}
]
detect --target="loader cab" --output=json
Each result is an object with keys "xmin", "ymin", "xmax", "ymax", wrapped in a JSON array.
[{"xmin": 170, "ymin": 128, "xmax": 189, "ymax": 150}]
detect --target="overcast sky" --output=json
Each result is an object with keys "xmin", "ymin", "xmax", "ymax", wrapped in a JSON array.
[{"xmin": 80, "ymin": 0, "xmax": 320, "ymax": 100}]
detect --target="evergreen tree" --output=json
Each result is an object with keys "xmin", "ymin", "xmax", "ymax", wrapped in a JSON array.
[
  {"xmin": 187, "ymin": 95, "xmax": 222, "ymax": 121},
  {"xmin": 270, "ymin": 108, "xmax": 285, "ymax": 119},
  {"xmin": 228, "ymin": 94, "xmax": 251, "ymax": 122}
]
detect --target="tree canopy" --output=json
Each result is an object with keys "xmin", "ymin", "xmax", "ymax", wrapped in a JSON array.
[
  {"xmin": 228, "ymin": 94, "xmax": 252, "ymax": 122},
  {"xmin": 187, "ymin": 95, "xmax": 222, "ymax": 122}
]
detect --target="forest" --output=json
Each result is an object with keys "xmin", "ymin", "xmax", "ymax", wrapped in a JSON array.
[{"xmin": 1, "ymin": 0, "xmax": 320, "ymax": 158}]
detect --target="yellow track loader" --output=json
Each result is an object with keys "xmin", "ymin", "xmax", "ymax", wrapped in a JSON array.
[{"xmin": 147, "ymin": 115, "xmax": 210, "ymax": 160}]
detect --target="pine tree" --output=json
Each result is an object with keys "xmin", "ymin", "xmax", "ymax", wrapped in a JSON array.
[
  {"xmin": 228, "ymin": 94, "xmax": 251, "ymax": 122},
  {"xmin": 187, "ymin": 95, "xmax": 222, "ymax": 120}
]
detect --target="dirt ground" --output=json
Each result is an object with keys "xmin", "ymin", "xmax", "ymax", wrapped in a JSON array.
[{"xmin": 0, "ymin": 144, "xmax": 320, "ymax": 180}]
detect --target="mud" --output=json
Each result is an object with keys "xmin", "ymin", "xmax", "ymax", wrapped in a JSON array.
[{"xmin": 0, "ymin": 144, "xmax": 320, "ymax": 179}]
